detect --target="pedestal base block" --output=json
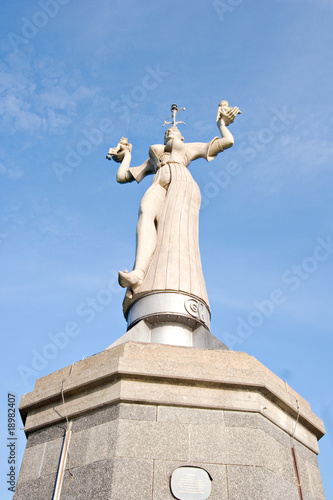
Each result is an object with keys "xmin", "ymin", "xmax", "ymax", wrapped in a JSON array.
[
  {"xmin": 107, "ymin": 319, "xmax": 229, "ymax": 350},
  {"xmin": 15, "ymin": 342, "xmax": 326, "ymax": 500}
]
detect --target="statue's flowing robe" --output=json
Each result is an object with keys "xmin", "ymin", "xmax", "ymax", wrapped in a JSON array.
[{"xmin": 124, "ymin": 138, "xmax": 220, "ymax": 315}]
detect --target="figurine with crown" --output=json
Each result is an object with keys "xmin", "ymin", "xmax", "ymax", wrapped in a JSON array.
[{"xmin": 106, "ymin": 101, "xmax": 240, "ymax": 343}]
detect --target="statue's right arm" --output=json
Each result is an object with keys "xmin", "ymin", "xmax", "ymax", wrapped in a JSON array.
[
  {"xmin": 117, "ymin": 152, "xmax": 155, "ymax": 184},
  {"xmin": 129, "ymin": 158, "xmax": 155, "ymax": 183},
  {"xmin": 116, "ymin": 150, "xmax": 135, "ymax": 183},
  {"xmin": 115, "ymin": 143, "xmax": 158, "ymax": 184}
]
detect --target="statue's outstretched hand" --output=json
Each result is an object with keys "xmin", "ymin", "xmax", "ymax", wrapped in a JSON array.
[
  {"xmin": 106, "ymin": 137, "xmax": 132, "ymax": 162},
  {"xmin": 216, "ymin": 102, "xmax": 241, "ymax": 127}
]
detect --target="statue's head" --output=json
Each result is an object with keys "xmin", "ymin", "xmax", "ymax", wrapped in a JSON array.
[
  {"xmin": 164, "ymin": 127, "xmax": 184, "ymax": 145},
  {"xmin": 218, "ymin": 100, "xmax": 230, "ymax": 111}
]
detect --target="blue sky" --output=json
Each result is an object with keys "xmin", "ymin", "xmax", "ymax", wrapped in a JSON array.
[{"xmin": 1, "ymin": 0, "xmax": 333, "ymax": 497}]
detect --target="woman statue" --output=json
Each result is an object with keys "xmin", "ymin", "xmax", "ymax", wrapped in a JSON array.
[{"xmin": 107, "ymin": 101, "xmax": 240, "ymax": 314}]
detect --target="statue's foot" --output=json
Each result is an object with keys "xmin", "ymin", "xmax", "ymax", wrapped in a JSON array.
[{"xmin": 118, "ymin": 269, "xmax": 144, "ymax": 291}]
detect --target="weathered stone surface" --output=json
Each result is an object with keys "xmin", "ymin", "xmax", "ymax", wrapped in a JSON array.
[
  {"xmin": 115, "ymin": 419, "xmax": 189, "ymax": 461},
  {"xmin": 71, "ymin": 402, "xmax": 156, "ymax": 435},
  {"xmin": 40, "ymin": 437, "xmax": 64, "ymax": 478},
  {"xmin": 14, "ymin": 474, "xmax": 57, "ymax": 500},
  {"xmin": 16, "ymin": 442, "xmax": 47, "ymax": 484},
  {"xmin": 118, "ymin": 401, "xmax": 157, "ymax": 421},
  {"xmin": 157, "ymin": 405, "xmax": 224, "ymax": 425},
  {"xmin": 109, "ymin": 458, "xmax": 153, "ymax": 500},
  {"xmin": 227, "ymin": 464, "xmax": 300, "ymax": 500},
  {"xmin": 293, "ymin": 438, "xmax": 321, "ymax": 467},
  {"xmin": 16, "ymin": 437, "xmax": 63, "ymax": 485},
  {"xmin": 60, "ymin": 460, "xmax": 113, "ymax": 500},
  {"xmin": 224, "ymin": 410, "xmax": 293, "ymax": 448},
  {"xmin": 303, "ymin": 493, "xmax": 322, "ymax": 500},
  {"xmin": 26, "ymin": 424, "xmax": 66, "ymax": 448},
  {"xmin": 60, "ymin": 458, "xmax": 153, "ymax": 500},
  {"xmin": 71, "ymin": 404, "xmax": 120, "ymax": 433},
  {"xmin": 189, "ymin": 423, "xmax": 227, "ymax": 463},
  {"xmin": 15, "ymin": 343, "xmax": 326, "ymax": 499},
  {"xmin": 224, "ymin": 409, "xmax": 324, "ymax": 497},
  {"xmin": 297, "ymin": 453, "xmax": 326, "ymax": 500},
  {"xmin": 308, "ymin": 462, "xmax": 326, "ymax": 500},
  {"xmin": 19, "ymin": 343, "xmax": 324, "ymax": 452},
  {"xmin": 69, "ymin": 420, "xmax": 118, "ymax": 469},
  {"xmin": 16, "ymin": 402, "xmax": 326, "ymax": 500},
  {"xmin": 226, "ymin": 427, "xmax": 298, "ymax": 484}
]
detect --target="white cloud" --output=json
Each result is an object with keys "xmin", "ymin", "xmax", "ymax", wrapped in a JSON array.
[
  {"xmin": 46, "ymin": 109, "xmax": 72, "ymax": 134},
  {"xmin": 0, "ymin": 48, "xmax": 100, "ymax": 137},
  {"xmin": 0, "ymin": 160, "xmax": 23, "ymax": 180},
  {"xmin": 15, "ymin": 110, "xmax": 43, "ymax": 132}
]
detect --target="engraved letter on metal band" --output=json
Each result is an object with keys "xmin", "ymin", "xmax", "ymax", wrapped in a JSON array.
[{"xmin": 184, "ymin": 298, "xmax": 208, "ymax": 327}]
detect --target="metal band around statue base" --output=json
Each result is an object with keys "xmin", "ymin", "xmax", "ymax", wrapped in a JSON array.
[{"xmin": 126, "ymin": 291, "xmax": 211, "ymax": 331}]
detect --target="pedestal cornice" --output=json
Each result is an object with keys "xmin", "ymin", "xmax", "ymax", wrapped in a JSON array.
[{"xmin": 19, "ymin": 342, "xmax": 325, "ymax": 454}]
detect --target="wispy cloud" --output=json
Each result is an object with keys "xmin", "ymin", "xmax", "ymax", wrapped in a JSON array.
[
  {"xmin": 0, "ymin": 160, "xmax": 23, "ymax": 180},
  {"xmin": 0, "ymin": 48, "xmax": 99, "ymax": 137}
]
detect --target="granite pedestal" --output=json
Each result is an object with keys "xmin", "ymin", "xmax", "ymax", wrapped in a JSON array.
[{"xmin": 14, "ymin": 342, "xmax": 326, "ymax": 499}]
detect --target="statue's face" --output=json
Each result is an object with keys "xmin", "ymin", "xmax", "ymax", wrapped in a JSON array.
[
  {"xmin": 219, "ymin": 100, "xmax": 230, "ymax": 112},
  {"xmin": 164, "ymin": 127, "xmax": 182, "ymax": 145}
]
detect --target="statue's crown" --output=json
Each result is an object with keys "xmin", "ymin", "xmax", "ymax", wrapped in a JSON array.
[{"xmin": 163, "ymin": 104, "xmax": 186, "ymax": 128}]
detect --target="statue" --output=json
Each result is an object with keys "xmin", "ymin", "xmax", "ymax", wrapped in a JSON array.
[{"xmin": 107, "ymin": 102, "xmax": 240, "ymax": 320}]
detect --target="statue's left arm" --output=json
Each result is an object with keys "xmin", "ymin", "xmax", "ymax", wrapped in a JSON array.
[
  {"xmin": 210, "ymin": 113, "xmax": 237, "ymax": 152},
  {"xmin": 186, "ymin": 104, "xmax": 240, "ymax": 162}
]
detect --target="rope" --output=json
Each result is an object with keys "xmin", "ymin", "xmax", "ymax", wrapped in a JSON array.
[
  {"xmin": 290, "ymin": 398, "xmax": 304, "ymax": 500},
  {"xmin": 52, "ymin": 361, "xmax": 77, "ymax": 499}
]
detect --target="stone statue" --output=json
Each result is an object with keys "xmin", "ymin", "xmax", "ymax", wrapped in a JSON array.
[{"xmin": 107, "ymin": 102, "xmax": 240, "ymax": 320}]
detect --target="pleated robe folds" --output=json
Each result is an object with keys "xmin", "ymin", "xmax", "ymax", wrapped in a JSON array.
[{"xmin": 124, "ymin": 138, "xmax": 219, "ymax": 314}]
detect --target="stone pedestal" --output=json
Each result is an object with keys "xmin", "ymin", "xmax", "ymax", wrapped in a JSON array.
[{"xmin": 15, "ymin": 342, "xmax": 326, "ymax": 499}]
